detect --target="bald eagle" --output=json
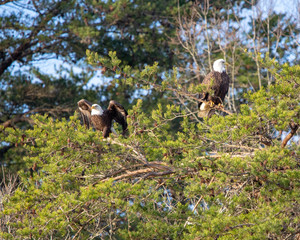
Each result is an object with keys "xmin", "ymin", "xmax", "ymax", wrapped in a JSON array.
[
  {"xmin": 78, "ymin": 99, "xmax": 128, "ymax": 138},
  {"xmin": 198, "ymin": 59, "xmax": 230, "ymax": 118}
]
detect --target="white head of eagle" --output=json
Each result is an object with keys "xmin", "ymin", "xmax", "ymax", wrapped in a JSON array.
[
  {"xmin": 213, "ymin": 59, "xmax": 226, "ymax": 73},
  {"xmin": 91, "ymin": 104, "xmax": 104, "ymax": 115}
]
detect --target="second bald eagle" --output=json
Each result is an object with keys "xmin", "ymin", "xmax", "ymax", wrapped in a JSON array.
[
  {"xmin": 198, "ymin": 59, "xmax": 230, "ymax": 118},
  {"xmin": 78, "ymin": 99, "xmax": 128, "ymax": 138}
]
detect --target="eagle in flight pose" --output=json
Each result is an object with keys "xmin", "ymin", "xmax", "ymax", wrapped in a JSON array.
[
  {"xmin": 78, "ymin": 99, "xmax": 128, "ymax": 138},
  {"xmin": 198, "ymin": 59, "xmax": 230, "ymax": 118}
]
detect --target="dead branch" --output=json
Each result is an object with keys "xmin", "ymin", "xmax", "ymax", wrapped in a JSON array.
[
  {"xmin": 281, "ymin": 122, "xmax": 299, "ymax": 148},
  {"xmin": 72, "ymin": 212, "xmax": 102, "ymax": 240},
  {"xmin": 1, "ymin": 115, "xmax": 35, "ymax": 129},
  {"xmin": 196, "ymin": 152, "xmax": 255, "ymax": 159},
  {"xmin": 100, "ymin": 168, "xmax": 175, "ymax": 182},
  {"xmin": 0, "ymin": 1, "xmax": 66, "ymax": 77},
  {"xmin": 108, "ymin": 139, "xmax": 148, "ymax": 164},
  {"xmin": 214, "ymin": 105, "xmax": 233, "ymax": 115},
  {"xmin": 0, "ymin": 0, "xmax": 15, "ymax": 5},
  {"xmin": 1, "ymin": 106, "xmax": 74, "ymax": 129}
]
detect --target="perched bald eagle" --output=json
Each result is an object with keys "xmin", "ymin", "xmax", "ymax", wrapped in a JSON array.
[
  {"xmin": 198, "ymin": 59, "xmax": 230, "ymax": 118},
  {"xmin": 78, "ymin": 99, "xmax": 128, "ymax": 138}
]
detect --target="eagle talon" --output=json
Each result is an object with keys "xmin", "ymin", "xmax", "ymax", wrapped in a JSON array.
[{"xmin": 209, "ymin": 100, "xmax": 215, "ymax": 108}]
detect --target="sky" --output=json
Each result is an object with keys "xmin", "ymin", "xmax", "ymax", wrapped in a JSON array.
[{"xmin": 270, "ymin": 0, "xmax": 299, "ymax": 19}]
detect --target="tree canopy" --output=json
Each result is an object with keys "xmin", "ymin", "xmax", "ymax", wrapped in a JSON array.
[{"xmin": 0, "ymin": 0, "xmax": 299, "ymax": 239}]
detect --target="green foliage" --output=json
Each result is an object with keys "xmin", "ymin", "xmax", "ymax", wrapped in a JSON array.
[
  {"xmin": 1, "ymin": 0, "xmax": 300, "ymax": 239},
  {"xmin": 247, "ymin": 62, "xmax": 300, "ymax": 129},
  {"xmin": 1, "ymin": 58, "xmax": 299, "ymax": 239}
]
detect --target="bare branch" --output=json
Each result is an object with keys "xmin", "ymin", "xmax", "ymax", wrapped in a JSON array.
[
  {"xmin": 108, "ymin": 139, "xmax": 149, "ymax": 164},
  {"xmin": 1, "ymin": 115, "xmax": 35, "ymax": 129},
  {"xmin": 281, "ymin": 122, "xmax": 299, "ymax": 148},
  {"xmin": 0, "ymin": 0, "xmax": 16, "ymax": 5},
  {"xmin": 1, "ymin": 106, "xmax": 73, "ymax": 129},
  {"xmin": 100, "ymin": 167, "xmax": 175, "ymax": 183}
]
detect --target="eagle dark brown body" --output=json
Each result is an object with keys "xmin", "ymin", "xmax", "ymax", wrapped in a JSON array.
[
  {"xmin": 78, "ymin": 99, "xmax": 128, "ymax": 138},
  {"xmin": 198, "ymin": 59, "xmax": 230, "ymax": 118},
  {"xmin": 90, "ymin": 112, "xmax": 112, "ymax": 136},
  {"xmin": 198, "ymin": 71, "xmax": 230, "ymax": 106}
]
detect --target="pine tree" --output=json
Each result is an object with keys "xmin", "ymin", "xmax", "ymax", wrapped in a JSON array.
[{"xmin": 1, "ymin": 56, "xmax": 299, "ymax": 239}]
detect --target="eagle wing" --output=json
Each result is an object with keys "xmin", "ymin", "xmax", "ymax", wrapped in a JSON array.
[
  {"xmin": 198, "ymin": 72, "xmax": 215, "ymax": 109},
  {"xmin": 107, "ymin": 100, "xmax": 128, "ymax": 134},
  {"xmin": 198, "ymin": 71, "xmax": 229, "ymax": 107},
  {"xmin": 77, "ymin": 99, "xmax": 93, "ymax": 129},
  {"xmin": 218, "ymin": 72, "xmax": 230, "ymax": 102}
]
